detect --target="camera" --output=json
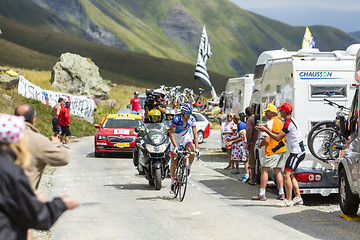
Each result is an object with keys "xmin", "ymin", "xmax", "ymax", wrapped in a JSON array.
[{"xmin": 145, "ymin": 89, "xmax": 156, "ymax": 105}]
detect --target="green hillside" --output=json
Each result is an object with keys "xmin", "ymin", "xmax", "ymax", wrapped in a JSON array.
[
  {"xmin": 0, "ymin": 15, "xmax": 228, "ymax": 93},
  {"xmin": 0, "ymin": 0, "xmax": 359, "ymax": 93}
]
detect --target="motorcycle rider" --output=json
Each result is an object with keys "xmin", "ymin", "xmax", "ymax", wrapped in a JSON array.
[
  {"xmin": 133, "ymin": 109, "xmax": 161, "ymax": 170},
  {"xmin": 168, "ymin": 103, "xmax": 200, "ymax": 194}
]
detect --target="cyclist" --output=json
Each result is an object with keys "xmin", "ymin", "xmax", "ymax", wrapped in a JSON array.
[{"xmin": 168, "ymin": 103, "xmax": 199, "ymax": 194}]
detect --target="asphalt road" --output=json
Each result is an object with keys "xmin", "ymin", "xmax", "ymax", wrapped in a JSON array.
[{"xmin": 45, "ymin": 130, "xmax": 360, "ymax": 240}]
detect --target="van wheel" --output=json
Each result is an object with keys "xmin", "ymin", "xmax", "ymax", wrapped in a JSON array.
[{"xmin": 338, "ymin": 168, "xmax": 360, "ymax": 215}]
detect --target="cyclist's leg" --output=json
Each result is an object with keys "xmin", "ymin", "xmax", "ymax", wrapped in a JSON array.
[{"xmin": 183, "ymin": 133, "xmax": 196, "ymax": 165}]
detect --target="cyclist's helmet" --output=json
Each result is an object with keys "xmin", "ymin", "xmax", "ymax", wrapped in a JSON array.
[
  {"xmin": 149, "ymin": 108, "xmax": 161, "ymax": 122},
  {"xmin": 166, "ymin": 108, "xmax": 175, "ymax": 116},
  {"xmin": 180, "ymin": 103, "xmax": 193, "ymax": 114}
]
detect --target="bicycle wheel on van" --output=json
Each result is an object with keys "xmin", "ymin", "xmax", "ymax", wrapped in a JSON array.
[
  {"xmin": 178, "ymin": 160, "xmax": 188, "ymax": 202},
  {"xmin": 308, "ymin": 127, "xmax": 343, "ymax": 161},
  {"xmin": 307, "ymin": 121, "xmax": 337, "ymax": 156}
]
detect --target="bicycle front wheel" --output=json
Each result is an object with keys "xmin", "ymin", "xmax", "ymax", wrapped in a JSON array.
[
  {"xmin": 178, "ymin": 160, "xmax": 188, "ymax": 202},
  {"xmin": 173, "ymin": 159, "xmax": 181, "ymax": 198},
  {"xmin": 309, "ymin": 128, "xmax": 343, "ymax": 161}
]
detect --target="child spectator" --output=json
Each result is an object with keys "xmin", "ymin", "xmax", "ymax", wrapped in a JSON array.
[
  {"xmin": 223, "ymin": 113, "xmax": 237, "ymax": 169},
  {"xmin": 228, "ymin": 130, "xmax": 249, "ymax": 177}
]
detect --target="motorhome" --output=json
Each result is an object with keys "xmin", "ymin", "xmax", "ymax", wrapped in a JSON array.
[
  {"xmin": 220, "ymin": 74, "xmax": 254, "ymax": 151},
  {"xmin": 251, "ymin": 44, "xmax": 360, "ymax": 196}
]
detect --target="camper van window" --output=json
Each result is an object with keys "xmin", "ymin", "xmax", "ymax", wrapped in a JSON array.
[
  {"xmin": 310, "ymin": 85, "xmax": 347, "ymax": 98},
  {"xmin": 254, "ymin": 64, "xmax": 265, "ymax": 79}
]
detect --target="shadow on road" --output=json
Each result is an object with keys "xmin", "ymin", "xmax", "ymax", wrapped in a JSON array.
[
  {"xmin": 274, "ymin": 209, "xmax": 360, "ymax": 239},
  {"xmin": 86, "ymin": 152, "xmax": 133, "ymax": 158},
  {"xmin": 136, "ymin": 196, "xmax": 177, "ymax": 202},
  {"xmin": 104, "ymin": 183, "xmax": 156, "ymax": 191}
]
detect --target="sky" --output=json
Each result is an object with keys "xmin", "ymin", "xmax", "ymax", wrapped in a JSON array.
[{"xmin": 229, "ymin": 0, "xmax": 360, "ymax": 33}]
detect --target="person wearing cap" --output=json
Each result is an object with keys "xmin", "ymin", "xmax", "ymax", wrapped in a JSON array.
[
  {"xmin": 0, "ymin": 114, "xmax": 79, "ymax": 240},
  {"xmin": 255, "ymin": 103, "xmax": 305, "ymax": 207},
  {"xmin": 252, "ymin": 104, "xmax": 287, "ymax": 201},
  {"xmin": 58, "ymin": 101, "xmax": 71, "ymax": 148},
  {"xmin": 130, "ymin": 91, "xmax": 142, "ymax": 115}
]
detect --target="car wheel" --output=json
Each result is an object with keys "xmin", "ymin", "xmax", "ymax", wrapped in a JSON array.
[
  {"xmin": 197, "ymin": 130, "xmax": 204, "ymax": 144},
  {"xmin": 338, "ymin": 168, "xmax": 360, "ymax": 215},
  {"xmin": 95, "ymin": 152, "xmax": 102, "ymax": 158}
]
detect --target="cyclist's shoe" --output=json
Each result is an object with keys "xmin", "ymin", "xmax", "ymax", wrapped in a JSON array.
[
  {"xmin": 277, "ymin": 199, "xmax": 294, "ymax": 207},
  {"xmin": 169, "ymin": 184, "xmax": 175, "ymax": 194},
  {"xmin": 276, "ymin": 194, "xmax": 285, "ymax": 200},
  {"xmin": 252, "ymin": 194, "xmax": 267, "ymax": 201},
  {"xmin": 187, "ymin": 168, "xmax": 191, "ymax": 179},
  {"xmin": 293, "ymin": 197, "xmax": 304, "ymax": 205}
]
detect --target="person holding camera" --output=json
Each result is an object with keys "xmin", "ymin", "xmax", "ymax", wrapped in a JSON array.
[
  {"xmin": 144, "ymin": 90, "xmax": 166, "ymax": 123},
  {"xmin": 255, "ymin": 103, "xmax": 305, "ymax": 207},
  {"xmin": 252, "ymin": 104, "xmax": 287, "ymax": 201}
]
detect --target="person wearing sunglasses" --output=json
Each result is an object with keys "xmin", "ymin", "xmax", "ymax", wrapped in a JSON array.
[{"xmin": 168, "ymin": 103, "xmax": 200, "ymax": 194}]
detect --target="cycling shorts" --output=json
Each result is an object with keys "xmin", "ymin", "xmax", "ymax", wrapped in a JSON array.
[
  {"xmin": 170, "ymin": 132, "xmax": 193, "ymax": 154},
  {"xmin": 284, "ymin": 152, "xmax": 305, "ymax": 172}
]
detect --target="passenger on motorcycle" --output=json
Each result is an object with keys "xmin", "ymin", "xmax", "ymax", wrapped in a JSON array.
[{"xmin": 168, "ymin": 103, "xmax": 200, "ymax": 194}]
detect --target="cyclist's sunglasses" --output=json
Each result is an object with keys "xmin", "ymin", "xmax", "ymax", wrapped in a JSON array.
[{"xmin": 184, "ymin": 111, "xmax": 191, "ymax": 115}]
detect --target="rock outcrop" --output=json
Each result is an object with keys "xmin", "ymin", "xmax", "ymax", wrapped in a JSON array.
[{"xmin": 51, "ymin": 53, "xmax": 110, "ymax": 99}]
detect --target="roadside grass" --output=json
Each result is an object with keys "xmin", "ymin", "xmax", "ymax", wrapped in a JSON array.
[{"xmin": 0, "ymin": 67, "xmax": 143, "ymax": 138}]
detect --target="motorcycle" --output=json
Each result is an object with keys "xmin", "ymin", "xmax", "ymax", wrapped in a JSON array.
[{"xmin": 133, "ymin": 122, "xmax": 170, "ymax": 190}]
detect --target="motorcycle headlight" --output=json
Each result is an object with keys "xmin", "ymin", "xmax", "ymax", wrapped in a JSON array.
[
  {"xmin": 96, "ymin": 135, "xmax": 107, "ymax": 140},
  {"xmin": 146, "ymin": 143, "xmax": 167, "ymax": 153}
]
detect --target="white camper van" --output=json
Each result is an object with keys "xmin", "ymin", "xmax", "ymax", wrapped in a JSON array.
[
  {"xmin": 251, "ymin": 44, "xmax": 360, "ymax": 196},
  {"xmin": 220, "ymin": 74, "xmax": 254, "ymax": 150}
]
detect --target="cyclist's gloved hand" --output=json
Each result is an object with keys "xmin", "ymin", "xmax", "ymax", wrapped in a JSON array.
[
  {"xmin": 173, "ymin": 147, "xmax": 178, "ymax": 154},
  {"xmin": 195, "ymin": 149, "xmax": 200, "ymax": 157}
]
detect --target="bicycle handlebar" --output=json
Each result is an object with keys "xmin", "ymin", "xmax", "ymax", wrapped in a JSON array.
[{"xmin": 323, "ymin": 98, "xmax": 349, "ymax": 110}]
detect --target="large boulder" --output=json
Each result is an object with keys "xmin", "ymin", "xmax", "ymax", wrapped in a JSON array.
[{"xmin": 51, "ymin": 53, "xmax": 110, "ymax": 99}]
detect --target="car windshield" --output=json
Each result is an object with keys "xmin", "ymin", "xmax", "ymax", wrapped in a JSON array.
[{"xmin": 102, "ymin": 118, "xmax": 144, "ymax": 129}]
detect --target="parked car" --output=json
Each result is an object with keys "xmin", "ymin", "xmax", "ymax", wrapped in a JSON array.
[
  {"xmin": 94, "ymin": 113, "xmax": 144, "ymax": 157},
  {"xmin": 189, "ymin": 111, "xmax": 211, "ymax": 144}
]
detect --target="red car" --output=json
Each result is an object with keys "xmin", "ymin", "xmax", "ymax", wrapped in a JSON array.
[{"xmin": 94, "ymin": 114, "xmax": 144, "ymax": 157}]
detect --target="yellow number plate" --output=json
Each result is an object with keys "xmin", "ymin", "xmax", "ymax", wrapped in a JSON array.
[{"xmin": 116, "ymin": 143, "xmax": 129, "ymax": 148}]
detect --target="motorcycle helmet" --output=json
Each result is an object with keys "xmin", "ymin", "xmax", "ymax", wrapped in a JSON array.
[
  {"xmin": 180, "ymin": 103, "xmax": 193, "ymax": 114},
  {"xmin": 149, "ymin": 108, "xmax": 161, "ymax": 123}
]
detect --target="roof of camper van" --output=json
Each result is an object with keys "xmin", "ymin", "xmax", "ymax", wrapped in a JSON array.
[{"xmin": 256, "ymin": 44, "xmax": 360, "ymax": 66}]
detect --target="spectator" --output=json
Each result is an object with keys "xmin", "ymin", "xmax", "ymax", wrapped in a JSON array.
[
  {"xmin": 234, "ymin": 114, "xmax": 246, "ymax": 132},
  {"xmin": 50, "ymin": 97, "xmax": 65, "ymax": 137},
  {"xmin": 130, "ymin": 91, "xmax": 142, "ymax": 115},
  {"xmin": 245, "ymin": 107, "xmax": 258, "ymax": 185},
  {"xmin": 255, "ymin": 103, "xmax": 305, "ymax": 207},
  {"xmin": 15, "ymin": 104, "xmax": 70, "ymax": 191},
  {"xmin": 58, "ymin": 101, "xmax": 71, "ymax": 148},
  {"xmin": 0, "ymin": 113, "xmax": 79, "ymax": 240},
  {"xmin": 222, "ymin": 113, "xmax": 237, "ymax": 169},
  {"xmin": 227, "ymin": 129, "xmax": 248, "ymax": 176},
  {"xmin": 252, "ymin": 104, "xmax": 287, "ymax": 201}
]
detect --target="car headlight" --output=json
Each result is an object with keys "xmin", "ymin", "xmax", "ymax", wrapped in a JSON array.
[
  {"xmin": 146, "ymin": 143, "xmax": 167, "ymax": 153},
  {"xmin": 96, "ymin": 135, "xmax": 107, "ymax": 140}
]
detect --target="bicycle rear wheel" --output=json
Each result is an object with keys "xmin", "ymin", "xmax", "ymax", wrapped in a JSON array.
[
  {"xmin": 309, "ymin": 128, "xmax": 343, "ymax": 161},
  {"xmin": 307, "ymin": 121, "xmax": 337, "ymax": 156},
  {"xmin": 178, "ymin": 159, "xmax": 188, "ymax": 202}
]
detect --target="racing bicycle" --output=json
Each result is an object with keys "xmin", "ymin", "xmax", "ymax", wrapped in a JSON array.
[{"xmin": 173, "ymin": 147, "xmax": 198, "ymax": 202}]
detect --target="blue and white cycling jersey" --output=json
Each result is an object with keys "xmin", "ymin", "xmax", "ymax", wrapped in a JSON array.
[{"xmin": 171, "ymin": 113, "xmax": 196, "ymax": 135}]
